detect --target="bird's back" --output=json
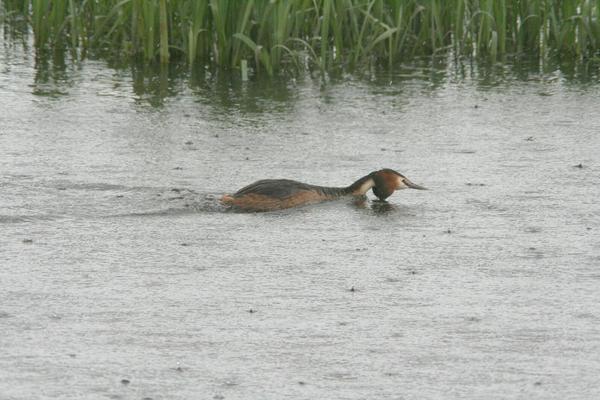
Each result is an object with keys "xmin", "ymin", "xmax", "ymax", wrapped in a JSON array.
[{"xmin": 233, "ymin": 179, "xmax": 316, "ymax": 199}]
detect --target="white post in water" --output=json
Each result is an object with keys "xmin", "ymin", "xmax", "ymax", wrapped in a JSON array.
[{"xmin": 241, "ymin": 60, "xmax": 248, "ymax": 81}]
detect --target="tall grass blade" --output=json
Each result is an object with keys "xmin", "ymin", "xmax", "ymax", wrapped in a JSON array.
[{"xmin": 159, "ymin": 0, "xmax": 169, "ymax": 63}]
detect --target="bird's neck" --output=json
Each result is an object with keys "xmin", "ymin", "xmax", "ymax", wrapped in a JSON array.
[
  {"xmin": 311, "ymin": 174, "xmax": 375, "ymax": 199},
  {"xmin": 344, "ymin": 174, "xmax": 375, "ymax": 196}
]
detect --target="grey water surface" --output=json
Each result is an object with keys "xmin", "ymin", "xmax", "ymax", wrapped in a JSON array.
[{"xmin": 1, "ymin": 35, "xmax": 600, "ymax": 399}]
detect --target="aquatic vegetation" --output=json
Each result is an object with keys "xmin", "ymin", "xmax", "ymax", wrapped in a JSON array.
[{"xmin": 2, "ymin": 0, "xmax": 600, "ymax": 74}]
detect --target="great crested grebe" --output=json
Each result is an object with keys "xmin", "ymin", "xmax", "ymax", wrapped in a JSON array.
[{"xmin": 221, "ymin": 169, "xmax": 426, "ymax": 212}]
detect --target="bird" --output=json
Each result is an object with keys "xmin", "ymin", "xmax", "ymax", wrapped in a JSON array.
[{"xmin": 220, "ymin": 168, "xmax": 426, "ymax": 212}]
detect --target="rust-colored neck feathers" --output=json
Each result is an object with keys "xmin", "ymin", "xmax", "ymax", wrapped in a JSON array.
[{"xmin": 346, "ymin": 169, "xmax": 404, "ymax": 200}]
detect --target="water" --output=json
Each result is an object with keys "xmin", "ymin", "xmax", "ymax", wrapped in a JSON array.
[{"xmin": 2, "ymin": 33, "xmax": 600, "ymax": 400}]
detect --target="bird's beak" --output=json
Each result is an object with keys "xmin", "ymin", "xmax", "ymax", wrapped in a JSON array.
[{"xmin": 404, "ymin": 179, "xmax": 427, "ymax": 190}]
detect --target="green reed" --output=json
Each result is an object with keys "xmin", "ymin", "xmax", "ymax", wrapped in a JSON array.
[{"xmin": 2, "ymin": 0, "xmax": 599, "ymax": 75}]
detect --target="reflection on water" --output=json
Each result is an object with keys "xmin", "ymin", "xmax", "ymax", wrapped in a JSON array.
[
  {"xmin": 351, "ymin": 197, "xmax": 403, "ymax": 216},
  {"xmin": 368, "ymin": 200, "xmax": 398, "ymax": 215},
  {"xmin": 121, "ymin": 56, "xmax": 600, "ymax": 108},
  {"xmin": 5, "ymin": 26, "xmax": 598, "ymax": 108},
  {"xmin": 2, "ymin": 21, "xmax": 600, "ymax": 400}
]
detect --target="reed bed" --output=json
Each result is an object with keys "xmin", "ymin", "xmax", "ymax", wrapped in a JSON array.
[{"xmin": 2, "ymin": 0, "xmax": 599, "ymax": 74}]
